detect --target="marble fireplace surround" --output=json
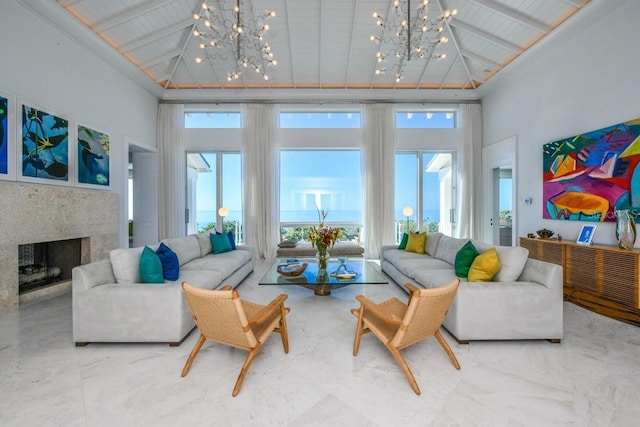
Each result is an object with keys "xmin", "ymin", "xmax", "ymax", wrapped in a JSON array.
[{"xmin": 0, "ymin": 181, "xmax": 118, "ymax": 309}]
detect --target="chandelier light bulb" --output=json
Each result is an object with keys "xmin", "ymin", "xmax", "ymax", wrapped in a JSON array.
[
  {"xmin": 394, "ymin": 0, "xmax": 400, "ymax": 8},
  {"xmin": 199, "ymin": 43, "xmax": 205, "ymax": 49},
  {"xmin": 268, "ymin": 11, "xmax": 276, "ymax": 17},
  {"xmin": 204, "ymin": 20, "xmax": 211, "ymax": 27},
  {"xmin": 195, "ymin": 57, "xmax": 203, "ymax": 63},
  {"xmin": 263, "ymin": 24, "xmax": 269, "ymax": 31},
  {"xmin": 264, "ymin": 74, "xmax": 269, "ymax": 80},
  {"xmin": 451, "ymin": 9, "xmax": 458, "ymax": 16},
  {"xmin": 234, "ymin": 5, "xmax": 239, "ymax": 13},
  {"xmin": 373, "ymin": 12, "xmax": 379, "ymax": 18},
  {"xmin": 395, "ymin": 75, "xmax": 401, "ymax": 83},
  {"xmin": 440, "ymin": 36, "xmax": 448, "ymax": 43},
  {"xmin": 193, "ymin": 30, "xmax": 200, "ymax": 37},
  {"xmin": 193, "ymin": 13, "xmax": 200, "ymax": 20}
]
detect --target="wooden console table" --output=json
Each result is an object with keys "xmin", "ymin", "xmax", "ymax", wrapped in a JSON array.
[{"xmin": 519, "ymin": 237, "xmax": 640, "ymax": 326}]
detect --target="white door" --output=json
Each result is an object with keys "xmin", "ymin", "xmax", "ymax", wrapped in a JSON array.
[
  {"xmin": 482, "ymin": 136, "xmax": 516, "ymax": 245},
  {"xmin": 130, "ymin": 149, "xmax": 159, "ymax": 247}
]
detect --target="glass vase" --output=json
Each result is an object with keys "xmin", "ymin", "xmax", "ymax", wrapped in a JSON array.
[
  {"xmin": 316, "ymin": 250, "xmax": 330, "ymax": 274},
  {"xmin": 616, "ymin": 209, "xmax": 636, "ymax": 250}
]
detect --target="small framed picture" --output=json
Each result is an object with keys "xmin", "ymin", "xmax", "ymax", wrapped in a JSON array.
[{"xmin": 576, "ymin": 224, "xmax": 597, "ymax": 245}]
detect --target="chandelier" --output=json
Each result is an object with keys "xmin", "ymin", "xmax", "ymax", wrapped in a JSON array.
[
  {"xmin": 371, "ymin": 0, "xmax": 457, "ymax": 83},
  {"xmin": 193, "ymin": 1, "xmax": 277, "ymax": 82}
]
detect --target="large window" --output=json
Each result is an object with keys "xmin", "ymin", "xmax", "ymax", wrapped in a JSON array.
[
  {"xmin": 186, "ymin": 152, "xmax": 244, "ymax": 243},
  {"xmin": 279, "ymin": 111, "xmax": 361, "ymax": 128},
  {"xmin": 395, "ymin": 151, "xmax": 456, "ymax": 243},
  {"xmin": 280, "ymin": 150, "xmax": 362, "ymax": 242},
  {"xmin": 396, "ymin": 111, "xmax": 456, "ymax": 128},
  {"xmin": 184, "ymin": 112, "xmax": 241, "ymax": 128}
]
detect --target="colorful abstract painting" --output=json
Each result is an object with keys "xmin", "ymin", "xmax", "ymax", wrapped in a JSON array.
[
  {"xmin": 543, "ymin": 117, "xmax": 640, "ymax": 222},
  {"xmin": 21, "ymin": 104, "xmax": 69, "ymax": 181},
  {"xmin": 0, "ymin": 95, "xmax": 7, "ymax": 175},
  {"xmin": 77, "ymin": 124, "xmax": 109, "ymax": 186}
]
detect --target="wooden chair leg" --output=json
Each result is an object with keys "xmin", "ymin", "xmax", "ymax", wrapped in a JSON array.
[
  {"xmin": 387, "ymin": 345, "xmax": 420, "ymax": 395},
  {"xmin": 279, "ymin": 305, "xmax": 290, "ymax": 354},
  {"xmin": 181, "ymin": 334, "xmax": 206, "ymax": 377},
  {"xmin": 434, "ymin": 330, "xmax": 460, "ymax": 370},
  {"xmin": 352, "ymin": 306, "xmax": 365, "ymax": 356},
  {"xmin": 232, "ymin": 342, "xmax": 263, "ymax": 397}
]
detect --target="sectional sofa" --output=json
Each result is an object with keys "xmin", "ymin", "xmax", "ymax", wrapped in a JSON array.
[
  {"xmin": 72, "ymin": 233, "xmax": 254, "ymax": 346},
  {"xmin": 381, "ymin": 233, "xmax": 563, "ymax": 343}
]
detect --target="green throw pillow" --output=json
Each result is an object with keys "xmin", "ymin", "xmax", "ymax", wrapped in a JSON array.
[
  {"xmin": 454, "ymin": 240, "xmax": 480, "ymax": 278},
  {"xmin": 398, "ymin": 233, "xmax": 409, "ymax": 250},
  {"xmin": 210, "ymin": 232, "xmax": 233, "ymax": 254},
  {"xmin": 140, "ymin": 246, "xmax": 164, "ymax": 284}
]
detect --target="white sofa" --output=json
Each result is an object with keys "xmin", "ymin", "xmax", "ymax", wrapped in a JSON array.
[
  {"xmin": 72, "ymin": 233, "xmax": 254, "ymax": 346},
  {"xmin": 381, "ymin": 233, "xmax": 563, "ymax": 343}
]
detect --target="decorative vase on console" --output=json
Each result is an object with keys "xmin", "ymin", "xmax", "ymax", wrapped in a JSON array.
[
  {"xmin": 615, "ymin": 209, "xmax": 636, "ymax": 250},
  {"xmin": 316, "ymin": 250, "xmax": 330, "ymax": 275}
]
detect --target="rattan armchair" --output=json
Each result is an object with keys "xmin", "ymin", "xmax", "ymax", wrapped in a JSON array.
[
  {"xmin": 351, "ymin": 279, "xmax": 461, "ymax": 395},
  {"xmin": 181, "ymin": 282, "xmax": 291, "ymax": 396}
]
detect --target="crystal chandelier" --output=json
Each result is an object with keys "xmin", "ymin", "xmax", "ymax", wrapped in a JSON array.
[
  {"xmin": 371, "ymin": 0, "xmax": 457, "ymax": 83},
  {"xmin": 193, "ymin": 1, "xmax": 277, "ymax": 82}
]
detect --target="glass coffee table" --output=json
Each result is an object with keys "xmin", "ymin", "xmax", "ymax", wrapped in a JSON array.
[{"xmin": 259, "ymin": 258, "xmax": 388, "ymax": 296}]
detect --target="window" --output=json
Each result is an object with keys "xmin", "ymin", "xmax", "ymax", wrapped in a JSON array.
[
  {"xmin": 279, "ymin": 111, "xmax": 361, "ymax": 128},
  {"xmin": 280, "ymin": 150, "xmax": 362, "ymax": 242},
  {"xmin": 184, "ymin": 112, "xmax": 241, "ymax": 128},
  {"xmin": 395, "ymin": 151, "xmax": 456, "ymax": 243},
  {"xmin": 186, "ymin": 152, "xmax": 244, "ymax": 243},
  {"xmin": 396, "ymin": 111, "xmax": 456, "ymax": 128}
]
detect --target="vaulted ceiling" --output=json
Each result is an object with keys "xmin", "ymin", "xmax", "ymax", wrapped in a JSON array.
[{"xmin": 24, "ymin": 0, "xmax": 591, "ymax": 98}]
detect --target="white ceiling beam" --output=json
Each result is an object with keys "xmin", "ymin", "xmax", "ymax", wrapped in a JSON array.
[
  {"xmin": 438, "ymin": 53, "xmax": 459, "ymax": 89},
  {"xmin": 284, "ymin": 0, "xmax": 297, "ymax": 88},
  {"xmin": 140, "ymin": 48, "xmax": 181, "ymax": 70},
  {"xmin": 119, "ymin": 18, "xmax": 193, "ymax": 53},
  {"xmin": 460, "ymin": 49, "xmax": 501, "ymax": 70},
  {"xmin": 93, "ymin": 0, "xmax": 175, "ymax": 33},
  {"xmin": 164, "ymin": 22, "xmax": 197, "ymax": 89},
  {"xmin": 435, "ymin": 0, "xmax": 476, "ymax": 89},
  {"xmin": 449, "ymin": 20, "xmax": 522, "ymax": 54},
  {"xmin": 58, "ymin": 0, "xmax": 85, "ymax": 6},
  {"xmin": 557, "ymin": 0, "xmax": 586, "ymax": 8},
  {"xmin": 469, "ymin": 0, "xmax": 549, "ymax": 33},
  {"xmin": 343, "ymin": 0, "xmax": 359, "ymax": 88},
  {"xmin": 319, "ymin": 1, "xmax": 324, "ymax": 89}
]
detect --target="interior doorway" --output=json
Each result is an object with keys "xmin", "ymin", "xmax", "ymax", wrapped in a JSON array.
[
  {"xmin": 482, "ymin": 136, "xmax": 516, "ymax": 246},
  {"xmin": 127, "ymin": 141, "xmax": 159, "ymax": 247}
]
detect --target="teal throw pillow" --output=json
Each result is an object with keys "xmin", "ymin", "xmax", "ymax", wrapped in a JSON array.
[
  {"xmin": 398, "ymin": 233, "xmax": 409, "ymax": 250},
  {"xmin": 454, "ymin": 240, "xmax": 480, "ymax": 278},
  {"xmin": 156, "ymin": 242, "xmax": 180, "ymax": 281},
  {"xmin": 210, "ymin": 232, "xmax": 233, "ymax": 254},
  {"xmin": 140, "ymin": 246, "xmax": 164, "ymax": 284}
]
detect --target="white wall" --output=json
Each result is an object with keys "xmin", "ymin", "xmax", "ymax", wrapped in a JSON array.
[
  {"xmin": 0, "ymin": 1, "xmax": 159, "ymax": 248},
  {"xmin": 480, "ymin": 0, "xmax": 640, "ymax": 246}
]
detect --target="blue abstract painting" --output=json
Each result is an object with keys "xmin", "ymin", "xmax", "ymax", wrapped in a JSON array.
[
  {"xmin": 77, "ymin": 125, "xmax": 109, "ymax": 186},
  {"xmin": 0, "ymin": 95, "xmax": 7, "ymax": 175},
  {"xmin": 21, "ymin": 105, "xmax": 68, "ymax": 181}
]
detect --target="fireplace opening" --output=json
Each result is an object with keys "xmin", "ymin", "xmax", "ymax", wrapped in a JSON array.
[{"xmin": 18, "ymin": 238, "xmax": 82, "ymax": 294}]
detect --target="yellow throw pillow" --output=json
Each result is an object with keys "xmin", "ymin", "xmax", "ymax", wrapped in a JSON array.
[
  {"xmin": 468, "ymin": 247, "xmax": 502, "ymax": 282},
  {"xmin": 405, "ymin": 232, "xmax": 427, "ymax": 254}
]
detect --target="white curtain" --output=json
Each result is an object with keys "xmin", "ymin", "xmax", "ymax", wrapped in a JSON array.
[
  {"xmin": 456, "ymin": 103, "xmax": 482, "ymax": 239},
  {"xmin": 242, "ymin": 104, "xmax": 278, "ymax": 259},
  {"xmin": 362, "ymin": 103, "xmax": 396, "ymax": 259},
  {"xmin": 157, "ymin": 103, "xmax": 185, "ymax": 240}
]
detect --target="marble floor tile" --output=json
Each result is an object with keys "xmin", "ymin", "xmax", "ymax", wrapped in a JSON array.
[{"xmin": 1, "ymin": 259, "xmax": 640, "ymax": 426}]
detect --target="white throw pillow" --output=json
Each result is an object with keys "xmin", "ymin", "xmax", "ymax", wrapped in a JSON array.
[
  {"xmin": 493, "ymin": 245, "xmax": 529, "ymax": 282},
  {"xmin": 109, "ymin": 247, "xmax": 144, "ymax": 284}
]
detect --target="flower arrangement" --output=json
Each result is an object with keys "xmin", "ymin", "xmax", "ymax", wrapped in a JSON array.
[{"xmin": 307, "ymin": 206, "xmax": 342, "ymax": 258}]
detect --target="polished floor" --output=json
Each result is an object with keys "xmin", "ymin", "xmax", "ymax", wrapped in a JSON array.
[{"xmin": 2, "ymin": 259, "xmax": 640, "ymax": 427}]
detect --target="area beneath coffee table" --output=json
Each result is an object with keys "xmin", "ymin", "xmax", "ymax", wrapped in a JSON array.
[{"xmin": 259, "ymin": 258, "xmax": 388, "ymax": 296}]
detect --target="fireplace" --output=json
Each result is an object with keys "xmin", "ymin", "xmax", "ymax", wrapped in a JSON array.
[{"xmin": 18, "ymin": 238, "xmax": 83, "ymax": 294}]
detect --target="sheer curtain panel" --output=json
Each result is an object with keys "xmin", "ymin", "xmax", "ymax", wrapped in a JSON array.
[
  {"xmin": 157, "ymin": 103, "xmax": 185, "ymax": 240},
  {"xmin": 363, "ymin": 104, "xmax": 396, "ymax": 259},
  {"xmin": 456, "ymin": 103, "xmax": 482, "ymax": 239},
  {"xmin": 242, "ymin": 104, "xmax": 278, "ymax": 259}
]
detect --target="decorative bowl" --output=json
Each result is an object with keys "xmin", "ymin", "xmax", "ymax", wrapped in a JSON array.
[
  {"xmin": 536, "ymin": 228, "xmax": 554, "ymax": 239},
  {"xmin": 277, "ymin": 262, "xmax": 308, "ymax": 277}
]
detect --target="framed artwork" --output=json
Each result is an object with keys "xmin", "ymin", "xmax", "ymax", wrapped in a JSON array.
[
  {"xmin": 576, "ymin": 224, "xmax": 596, "ymax": 245},
  {"xmin": 20, "ymin": 102, "xmax": 70, "ymax": 184},
  {"xmin": 76, "ymin": 124, "xmax": 110, "ymax": 188},
  {"xmin": 543, "ymin": 117, "xmax": 640, "ymax": 222},
  {"xmin": 0, "ymin": 90, "xmax": 16, "ymax": 181}
]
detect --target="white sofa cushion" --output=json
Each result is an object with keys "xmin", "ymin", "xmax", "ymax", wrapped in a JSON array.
[
  {"xmin": 195, "ymin": 232, "xmax": 212, "ymax": 257},
  {"xmin": 426, "ymin": 232, "xmax": 443, "ymax": 257},
  {"xmin": 434, "ymin": 235, "xmax": 468, "ymax": 265},
  {"xmin": 474, "ymin": 241, "xmax": 529, "ymax": 282},
  {"xmin": 109, "ymin": 247, "xmax": 144, "ymax": 284},
  {"xmin": 162, "ymin": 235, "xmax": 201, "ymax": 266},
  {"xmin": 182, "ymin": 249, "xmax": 252, "ymax": 278}
]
